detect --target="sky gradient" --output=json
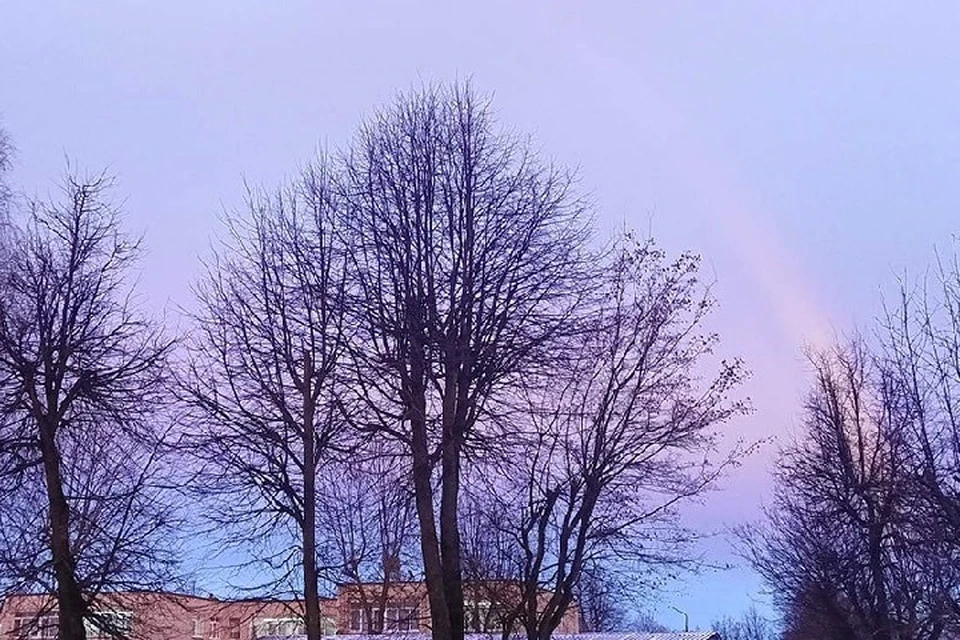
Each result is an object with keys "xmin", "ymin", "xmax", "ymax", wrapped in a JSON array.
[{"xmin": 3, "ymin": 1, "xmax": 960, "ymax": 630}]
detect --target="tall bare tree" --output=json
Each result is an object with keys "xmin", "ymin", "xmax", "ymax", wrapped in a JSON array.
[
  {"xmin": 0, "ymin": 125, "xmax": 14, "ymax": 263},
  {"xmin": 0, "ymin": 170, "xmax": 177, "ymax": 640},
  {"xmin": 339, "ymin": 82, "xmax": 593, "ymax": 640},
  {"xmin": 182, "ymin": 163, "xmax": 347, "ymax": 640},
  {"xmin": 468, "ymin": 237, "xmax": 749, "ymax": 640}
]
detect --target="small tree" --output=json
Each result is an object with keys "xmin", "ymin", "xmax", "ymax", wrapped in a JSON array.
[
  {"xmin": 0, "ymin": 125, "xmax": 14, "ymax": 266},
  {"xmin": 315, "ymin": 450, "xmax": 419, "ymax": 632},
  {"xmin": 711, "ymin": 607, "xmax": 777, "ymax": 640},
  {"xmin": 0, "ymin": 171, "xmax": 177, "ymax": 640},
  {"xmin": 572, "ymin": 560, "xmax": 629, "ymax": 633},
  {"xmin": 621, "ymin": 611, "xmax": 667, "ymax": 633}
]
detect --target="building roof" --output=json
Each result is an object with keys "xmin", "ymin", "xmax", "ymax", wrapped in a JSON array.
[
  {"xmin": 553, "ymin": 634, "xmax": 720, "ymax": 640},
  {"xmin": 311, "ymin": 634, "xmax": 719, "ymax": 640}
]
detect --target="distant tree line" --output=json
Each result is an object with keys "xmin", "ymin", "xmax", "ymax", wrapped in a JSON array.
[
  {"xmin": 0, "ymin": 84, "xmax": 749, "ymax": 640},
  {"xmin": 711, "ymin": 607, "xmax": 777, "ymax": 640}
]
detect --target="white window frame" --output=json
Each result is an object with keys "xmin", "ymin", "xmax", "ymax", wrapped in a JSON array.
[
  {"xmin": 382, "ymin": 606, "xmax": 418, "ymax": 633},
  {"xmin": 465, "ymin": 600, "xmax": 504, "ymax": 633},
  {"xmin": 348, "ymin": 609, "xmax": 362, "ymax": 633},
  {"xmin": 348, "ymin": 608, "xmax": 383, "ymax": 633},
  {"xmin": 14, "ymin": 615, "xmax": 57, "ymax": 640},
  {"xmin": 253, "ymin": 617, "xmax": 305, "ymax": 639},
  {"xmin": 384, "ymin": 608, "xmax": 399, "ymax": 632},
  {"xmin": 85, "ymin": 610, "xmax": 134, "ymax": 639}
]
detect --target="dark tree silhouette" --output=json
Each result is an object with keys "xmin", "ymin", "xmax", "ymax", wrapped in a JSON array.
[
  {"xmin": 0, "ymin": 171, "xmax": 178, "ymax": 640},
  {"xmin": 572, "ymin": 560, "xmax": 629, "ymax": 633},
  {"xmin": 315, "ymin": 449, "xmax": 419, "ymax": 632},
  {"xmin": 879, "ymin": 251, "xmax": 960, "ymax": 611},
  {"xmin": 181, "ymin": 164, "xmax": 348, "ymax": 640},
  {"xmin": 339, "ymin": 82, "xmax": 593, "ymax": 640},
  {"xmin": 742, "ymin": 340, "xmax": 953, "ymax": 640},
  {"xmin": 466, "ymin": 237, "xmax": 750, "ymax": 640},
  {"xmin": 0, "ymin": 125, "xmax": 12, "ymax": 216}
]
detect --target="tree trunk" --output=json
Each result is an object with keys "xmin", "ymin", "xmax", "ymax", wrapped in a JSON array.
[
  {"xmin": 868, "ymin": 520, "xmax": 891, "ymax": 640},
  {"xmin": 39, "ymin": 418, "xmax": 87, "ymax": 640},
  {"xmin": 440, "ymin": 421, "xmax": 464, "ymax": 640},
  {"xmin": 412, "ymin": 422, "xmax": 451, "ymax": 640},
  {"xmin": 302, "ymin": 352, "xmax": 321, "ymax": 640},
  {"xmin": 403, "ymin": 342, "xmax": 451, "ymax": 640}
]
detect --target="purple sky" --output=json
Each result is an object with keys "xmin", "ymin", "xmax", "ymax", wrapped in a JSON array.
[{"xmin": 4, "ymin": 1, "xmax": 960, "ymax": 630}]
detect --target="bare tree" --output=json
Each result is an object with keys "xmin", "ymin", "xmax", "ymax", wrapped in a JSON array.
[
  {"xmin": 468, "ymin": 237, "xmax": 749, "ymax": 640},
  {"xmin": 742, "ymin": 340, "xmax": 952, "ymax": 640},
  {"xmin": 0, "ymin": 170, "xmax": 178, "ymax": 640},
  {"xmin": 339, "ymin": 82, "xmax": 593, "ymax": 640},
  {"xmin": 711, "ymin": 607, "xmax": 778, "ymax": 640},
  {"xmin": 0, "ymin": 125, "xmax": 12, "ymax": 217},
  {"xmin": 776, "ymin": 582, "xmax": 861, "ymax": 640},
  {"xmin": 879, "ymin": 251, "xmax": 960, "ymax": 603},
  {"xmin": 181, "ymin": 163, "xmax": 347, "ymax": 640},
  {"xmin": 572, "ymin": 560, "xmax": 629, "ymax": 633},
  {"xmin": 740, "ymin": 244, "xmax": 960, "ymax": 640},
  {"xmin": 621, "ymin": 611, "xmax": 668, "ymax": 633},
  {"xmin": 0, "ymin": 125, "xmax": 14, "ymax": 266},
  {"xmin": 315, "ymin": 449, "xmax": 420, "ymax": 633}
]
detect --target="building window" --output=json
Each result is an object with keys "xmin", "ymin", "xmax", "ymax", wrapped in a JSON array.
[
  {"xmin": 228, "ymin": 618, "xmax": 241, "ymax": 640},
  {"xmin": 348, "ymin": 608, "xmax": 383, "ymax": 633},
  {"xmin": 384, "ymin": 607, "xmax": 418, "ymax": 632},
  {"xmin": 252, "ymin": 618, "xmax": 305, "ymax": 639},
  {"xmin": 14, "ymin": 616, "xmax": 58, "ymax": 639},
  {"xmin": 85, "ymin": 611, "xmax": 134, "ymax": 639},
  {"xmin": 464, "ymin": 601, "xmax": 504, "ymax": 633},
  {"xmin": 320, "ymin": 616, "xmax": 337, "ymax": 636},
  {"xmin": 193, "ymin": 619, "xmax": 205, "ymax": 639}
]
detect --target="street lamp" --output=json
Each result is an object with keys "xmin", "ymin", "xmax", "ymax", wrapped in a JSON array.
[{"xmin": 669, "ymin": 606, "xmax": 689, "ymax": 633}]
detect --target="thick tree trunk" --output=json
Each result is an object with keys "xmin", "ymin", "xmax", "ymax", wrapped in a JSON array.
[
  {"xmin": 302, "ymin": 352, "xmax": 321, "ymax": 640},
  {"xmin": 408, "ymin": 362, "xmax": 451, "ymax": 640},
  {"xmin": 439, "ymin": 347, "xmax": 469, "ymax": 640},
  {"xmin": 39, "ymin": 419, "xmax": 87, "ymax": 640},
  {"xmin": 412, "ymin": 428, "xmax": 450, "ymax": 640},
  {"xmin": 439, "ymin": 426, "xmax": 464, "ymax": 640}
]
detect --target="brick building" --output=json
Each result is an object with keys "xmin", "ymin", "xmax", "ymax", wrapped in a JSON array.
[
  {"xmin": 0, "ymin": 582, "xmax": 580, "ymax": 639},
  {"xmin": 0, "ymin": 592, "xmax": 337, "ymax": 640},
  {"xmin": 335, "ymin": 581, "xmax": 580, "ymax": 635}
]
